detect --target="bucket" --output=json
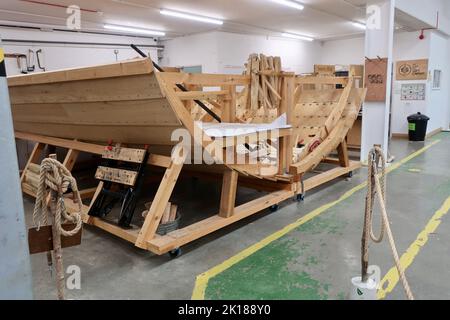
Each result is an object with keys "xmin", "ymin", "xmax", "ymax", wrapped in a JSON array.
[{"xmin": 350, "ymin": 277, "xmax": 378, "ymax": 300}]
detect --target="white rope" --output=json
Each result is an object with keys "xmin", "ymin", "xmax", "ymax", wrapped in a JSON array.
[
  {"xmin": 364, "ymin": 146, "xmax": 414, "ymax": 300},
  {"xmin": 33, "ymin": 158, "xmax": 83, "ymax": 237}
]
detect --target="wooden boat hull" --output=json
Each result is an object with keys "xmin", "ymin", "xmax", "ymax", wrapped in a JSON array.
[{"xmin": 8, "ymin": 59, "xmax": 182, "ymax": 146}]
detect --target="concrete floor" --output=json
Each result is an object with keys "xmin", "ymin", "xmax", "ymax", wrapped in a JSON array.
[{"xmin": 25, "ymin": 133, "xmax": 450, "ymax": 300}]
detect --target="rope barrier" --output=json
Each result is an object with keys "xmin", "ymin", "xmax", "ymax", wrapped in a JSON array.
[{"xmin": 362, "ymin": 146, "xmax": 414, "ymax": 300}]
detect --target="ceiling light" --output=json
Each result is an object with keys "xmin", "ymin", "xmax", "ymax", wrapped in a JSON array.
[
  {"xmin": 269, "ymin": 0, "xmax": 304, "ymax": 10},
  {"xmin": 282, "ymin": 33, "xmax": 314, "ymax": 42},
  {"xmin": 352, "ymin": 22, "xmax": 366, "ymax": 30},
  {"xmin": 160, "ymin": 9, "xmax": 224, "ymax": 25},
  {"xmin": 104, "ymin": 24, "xmax": 166, "ymax": 36}
]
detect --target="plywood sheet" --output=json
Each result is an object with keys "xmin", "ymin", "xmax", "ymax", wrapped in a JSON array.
[
  {"xmin": 396, "ymin": 59, "xmax": 428, "ymax": 81},
  {"xmin": 365, "ymin": 58, "xmax": 388, "ymax": 102}
]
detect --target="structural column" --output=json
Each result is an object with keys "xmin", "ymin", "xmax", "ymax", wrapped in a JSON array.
[
  {"xmin": 361, "ymin": 0, "xmax": 396, "ymax": 161},
  {"xmin": 0, "ymin": 37, "xmax": 33, "ymax": 299}
]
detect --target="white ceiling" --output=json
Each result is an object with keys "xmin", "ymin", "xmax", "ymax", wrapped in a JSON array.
[
  {"xmin": 0, "ymin": 0, "xmax": 431, "ymax": 41},
  {"xmin": 0, "ymin": 0, "xmax": 373, "ymax": 40}
]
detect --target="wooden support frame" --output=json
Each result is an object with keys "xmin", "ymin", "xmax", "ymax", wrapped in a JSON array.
[
  {"xmin": 12, "ymin": 60, "xmax": 366, "ymax": 256},
  {"xmin": 16, "ymin": 123, "xmax": 359, "ymax": 255}
]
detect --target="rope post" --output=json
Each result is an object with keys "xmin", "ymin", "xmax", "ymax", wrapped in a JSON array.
[{"xmin": 48, "ymin": 154, "xmax": 65, "ymax": 300}]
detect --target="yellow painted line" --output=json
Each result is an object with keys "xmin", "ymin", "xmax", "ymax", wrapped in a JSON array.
[
  {"xmin": 0, "ymin": 48, "xmax": 4, "ymax": 62},
  {"xmin": 378, "ymin": 196, "xmax": 450, "ymax": 299},
  {"xmin": 191, "ymin": 139, "xmax": 442, "ymax": 300}
]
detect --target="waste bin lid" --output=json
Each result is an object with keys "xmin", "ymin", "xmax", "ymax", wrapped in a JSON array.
[{"xmin": 408, "ymin": 112, "xmax": 430, "ymax": 121}]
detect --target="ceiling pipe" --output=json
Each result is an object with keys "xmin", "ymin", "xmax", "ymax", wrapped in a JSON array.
[{"xmin": 19, "ymin": 0, "xmax": 102, "ymax": 14}]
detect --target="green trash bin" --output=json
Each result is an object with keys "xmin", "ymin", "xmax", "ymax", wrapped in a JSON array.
[{"xmin": 407, "ymin": 112, "xmax": 430, "ymax": 141}]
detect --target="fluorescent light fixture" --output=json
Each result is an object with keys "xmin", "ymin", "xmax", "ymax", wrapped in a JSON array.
[
  {"xmin": 270, "ymin": 0, "xmax": 304, "ymax": 10},
  {"xmin": 104, "ymin": 24, "xmax": 166, "ymax": 36},
  {"xmin": 282, "ymin": 32, "xmax": 314, "ymax": 42},
  {"xmin": 160, "ymin": 9, "xmax": 223, "ymax": 25},
  {"xmin": 352, "ymin": 22, "xmax": 366, "ymax": 30}
]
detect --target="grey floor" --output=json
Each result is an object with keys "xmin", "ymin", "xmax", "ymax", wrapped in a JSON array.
[{"xmin": 24, "ymin": 134, "xmax": 450, "ymax": 300}]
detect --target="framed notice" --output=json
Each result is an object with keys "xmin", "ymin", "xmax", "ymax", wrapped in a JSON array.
[
  {"xmin": 365, "ymin": 57, "xmax": 388, "ymax": 102},
  {"xmin": 396, "ymin": 59, "xmax": 428, "ymax": 81},
  {"xmin": 401, "ymin": 83, "xmax": 426, "ymax": 101},
  {"xmin": 432, "ymin": 70, "xmax": 442, "ymax": 90}
]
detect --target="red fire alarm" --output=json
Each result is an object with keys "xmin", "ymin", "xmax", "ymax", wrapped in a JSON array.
[{"xmin": 419, "ymin": 30, "xmax": 425, "ymax": 40}]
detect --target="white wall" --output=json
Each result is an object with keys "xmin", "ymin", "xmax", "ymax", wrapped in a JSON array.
[
  {"xmin": 161, "ymin": 32, "xmax": 220, "ymax": 73},
  {"xmin": 0, "ymin": 27, "xmax": 159, "ymax": 76},
  {"xmin": 320, "ymin": 37, "xmax": 365, "ymax": 66},
  {"xmin": 161, "ymin": 31, "xmax": 321, "ymax": 75},
  {"xmin": 428, "ymin": 32, "xmax": 450, "ymax": 131},
  {"xmin": 215, "ymin": 32, "xmax": 321, "ymax": 75},
  {"xmin": 391, "ymin": 31, "xmax": 431, "ymax": 134},
  {"xmin": 391, "ymin": 30, "xmax": 450, "ymax": 134}
]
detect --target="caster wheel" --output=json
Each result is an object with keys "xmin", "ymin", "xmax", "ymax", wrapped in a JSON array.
[
  {"xmin": 295, "ymin": 194, "xmax": 305, "ymax": 202},
  {"xmin": 269, "ymin": 204, "xmax": 279, "ymax": 213},
  {"xmin": 169, "ymin": 248, "xmax": 182, "ymax": 258},
  {"xmin": 347, "ymin": 171, "xmax": 353, "ymax": 178}
]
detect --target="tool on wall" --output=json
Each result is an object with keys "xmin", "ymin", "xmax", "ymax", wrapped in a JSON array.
[
  {"xmin": 114, "ymin": 49, "xmax": 119, "ymax": 61},
  {"xmin": 27, "ymin": 49, "xmax": 35, "ymax": 72},
  {"xmin": 36, "ymin": 49, "xmax": 46, "ymax": 71},
  {"xmin": 131, "ymin": 44, "xmax": 222, "ymax": 123},
  {"xmin": 5, "ymin": 53, "xmax": 29, "ymax": 74}
]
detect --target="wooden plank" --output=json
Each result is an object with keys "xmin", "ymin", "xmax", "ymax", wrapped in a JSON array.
[
  {"xmin": 303, "ymin": 160, "xmax": 361, "ymax": 191},
  {"xmin": 169, "ymin": 205, "xmax": 178, "ymax": 222},
  {"xmin": 337, "ymin": 140, "xmax": 350, "ymax": 168},
  {"xmin": 296, "ymin": 76, "xmax": 347, "ymax": 85},
  {"xmin": 95, "ymin": 167, "xmax": 138, "ymax": 186},
  {"xmin": 314, "ymin": 65, "xmax": 335, "ymax": 75},
  {"xmin": 148, "ymin": 154, "xmax": 172, "ymax": 168},
  {"xmin": 147, "ymin": 189, "xmax": 295, "ymax": 254},
  {"xmin": 157, "ymin": 72, "xmax": 250, "ymax": 87},
  {"xmin": 20, "ymin": 142, "xmax": 45, "ymax": 183},
  {"xmin": 250, "ymin": 55, "xmax": 260, "ymax": 110},
  {"xmin": 175, "ymin": 90, "xmax": 229, "ymax": 101},
  {"xmin": 135, "ymin": 145, "xmax": 186, "ymax": 249},
  {"xmin": 8, "ymin": 58, "xmax": 154, "ymax": 87},
  {"xmin": 219, "ymin": 170, "xmax": 239, "ymax": 218},
  {"xmin": 15, "ymin": 131, "xmax": 105, "ymax": 155},
  {"xmin": 63, "ymin": 149, "xmax": 80, "ymax": 171},
  {"xmin": 102, "ymin": 147, "xmax": 146, "ymax": 163},
  {"xmin": 9, "ymin": 74, "xmax": 162, "ymax": 104},
  {"xmin": 160, "ymin": 202, "xmax": 172, "ymax": 224},
  {"xmin": 28, "ymin": 224, "xmax": 82, "ymax": 254},
  {"xmin": 27, "ymin": 163, "xmax": 41, "ymax": 175},
  {"xmin": 12, "ymin": 98, "xmax": 179, "ymax": 127}
]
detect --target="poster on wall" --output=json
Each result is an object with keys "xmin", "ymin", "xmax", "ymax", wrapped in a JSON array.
[
  {"xmin": 433, "ymin": 70, "xmax": 442, "ymax": 90},
  {"xmin": 401, "ymin": 83, "xmax": 426, "ymax": 101},
  {"xmin": 396, "ymin": 59, "xmax": 429, "ymax": 81},
  {"xmin": 365, "ymin": 57, "xmax": 388, "ymax": 102}
]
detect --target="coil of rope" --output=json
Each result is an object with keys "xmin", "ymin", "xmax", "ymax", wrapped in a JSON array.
[
  {"xmin": 362, "ymin": 146, "xmax": 414, "ymax": 300},
  {"xmin": 33, "ymin": 157, "xmax": 83, "ymax": 236}
]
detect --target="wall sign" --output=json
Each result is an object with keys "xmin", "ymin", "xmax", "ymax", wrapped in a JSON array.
[
  {"xmin": 432, "ymin": 70, "xmax": 442, "ymax": 90},
  {"xmin": 401, "ymin": 83, "xmax": 426, "ymax": 101},
  {"xmin": 365, "ymin": 57, "xmax": 388, "ymax": 102},
  {"xmin": 396, "ymin": 59, "xmax": 428, "ymax": 81}
]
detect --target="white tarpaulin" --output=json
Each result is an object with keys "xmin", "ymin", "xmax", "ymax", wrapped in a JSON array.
[{"xmin": 198, "ymin": 114, "xmax": 291, "ymax": 138}]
